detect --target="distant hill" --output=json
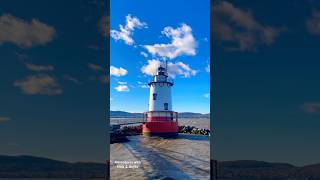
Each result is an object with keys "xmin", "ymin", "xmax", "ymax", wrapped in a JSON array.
[
  {"xmin": 110, "ymin": 110, "xmax": 210, "ymax": 118},
  {"xmin": 178, "ymin": 112, "xmax": 210, "ymax": 118},
  {"xmin": 218, "ymin": 160, "xmax": 320, "ymax": 179},
  {"xmin": 110, "ymin": 111, "xmax": 143, "ymax": 118},
  {"xmin": 0, "ymin": 155, "xmax": 106, "ymax": 178}
]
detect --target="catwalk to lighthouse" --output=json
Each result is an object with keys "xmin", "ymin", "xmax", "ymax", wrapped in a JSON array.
[{"xmin": 142, "ymin": 62, "xmax": 179, "ymax": 137}]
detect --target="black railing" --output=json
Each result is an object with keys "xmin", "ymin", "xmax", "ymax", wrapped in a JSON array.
[{"xmin": 143, "ymin": 111, "xmax": 178, "ymax": 122}]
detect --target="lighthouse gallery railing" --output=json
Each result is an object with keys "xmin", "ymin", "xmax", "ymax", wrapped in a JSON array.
[
  {"xmin": 143, "ymin": 111, "xmax": 178, "ymax": 122},
  {"xmin": 147, "ymin": 77, "xmax": 174, "ymax": 86}
]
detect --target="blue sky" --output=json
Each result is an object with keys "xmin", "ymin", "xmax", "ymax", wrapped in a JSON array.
[{"xmin": 110, "ymin": 0, "xmax": 210, "ymax": 113}]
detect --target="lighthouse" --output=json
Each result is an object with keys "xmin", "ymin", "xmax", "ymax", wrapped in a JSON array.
[{"xmin": 142, "ymin": 62, "xmax": 179, "ymax": 137}]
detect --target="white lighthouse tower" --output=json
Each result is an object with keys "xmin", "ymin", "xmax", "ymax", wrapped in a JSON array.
[{"xmin": 142, "ymin": 62, "xmax": 178, "ymax": 137}]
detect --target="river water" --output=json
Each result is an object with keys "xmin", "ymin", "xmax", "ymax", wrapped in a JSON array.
[{"xmin": 110, "ymin": 118, "xmax": 210, "ymax": 180}]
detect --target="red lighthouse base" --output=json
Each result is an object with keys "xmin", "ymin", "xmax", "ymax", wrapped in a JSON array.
[{"xmin": 142, "ymin": 111, "xmax": 178, "ymax": 137}]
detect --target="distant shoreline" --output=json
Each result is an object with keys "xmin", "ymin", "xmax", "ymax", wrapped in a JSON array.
[{"xmin": 110, "ymin": 110, "xmax": 210, "ymax": 118}]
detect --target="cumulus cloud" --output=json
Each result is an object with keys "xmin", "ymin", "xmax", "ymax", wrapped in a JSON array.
[
  {"xmin": 114, "ymin": 85, "xmax": 129, "ymax": 92},
  {"xmin": 301, "ymin": 102, "xmax": 320, "ymax": 114},
  {"xmin": 0, "ymin": 117, "xmax": 10, "ymax": 123},
  {"xmin": 141, "ymin": 59, "xmax": 161, "ymax": 76},
  {"xmin": 0, "ymin": 14, "xmax": 55, "ymax": 48},
  {"xmin": 110, "ymin": 66, "xmax": 128, "ymax": 77},
  {"xmin": 144, "ymin": 23, "xmax": 196, "ymax": 59},
  {"xmin": 141, "ymin": 59, "xmax": 197, "ymax": 78},
  {"xmin": 111, "ymin": 14, "xmax": 147, "ymax": 45},
  {"xmin": 14, "ymin": 75, "xmax": 62, "ymax": 95},
  {"xmin": 118, "ymin": 81, "xmax": 127, "ymax": 85},
  {"xmin": 214, "ymin": 1, "xmax": 283, "ymax": 51},
  {"xmin": 25, "ymin": 63, "xmax": 54, "ymax": 72},
  {"xmin": 306, "ymin": 11, "xmax": 320, "ymax": 35},
  {"xmin": 140, "ymin": 51, "xmax": 148, "ymax": 58},
  {"xmin": 205, "ymin": 64, "xmax": 210, "ymax": 73},
  {"xmin": 137, "ymin": 81, "xmax": 148, "ymax": 88},
  {"xmin": 168, "ymin": 61, "xmax": 197, "ymax": 78}
]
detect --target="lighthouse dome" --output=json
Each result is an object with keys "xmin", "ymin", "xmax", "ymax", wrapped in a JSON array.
[{"xmin": 157, "ymin": 66, "xmax": 167, "ymax": 76}]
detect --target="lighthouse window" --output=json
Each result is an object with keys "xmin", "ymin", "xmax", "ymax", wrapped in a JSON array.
[
  {"xmin": 164, "ymin": 103, "xmax": 168, "ymax": 110},
  {"xmin": 153, "ymin": 93, "xmax": 157, "ymax": 100}
]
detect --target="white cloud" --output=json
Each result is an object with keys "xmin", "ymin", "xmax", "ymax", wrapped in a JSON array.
[
  {"xmin": 141, "ymin": 59, "xmax": 161, "ymax": 76},
  {"xmin": 118, "ymin": 81, "xmax": 127, "ymax": 85},
  {"xmin": 137, "ymin": 81, "xmax": 148, "ymax": 88},
  {"xmin": 144, "ymin": 23, "xmax": 196, "ymax": 59},
  {"xmin": 14, "ymin": 75, "xmax": 62, "ymax": 95},
  {"xmin": 168, "ymin": 62, "xmax": 197, "ymax": 78},
  {"xmin": 205, "ymin": 64, "xmax": 210, "ymax": 73},
  {"xmin": 114, "ymin": 85, "xmax": 129, "ymax": 92},
  {"xmin": 204, "ymin": 93, "xmax": 210, "ymax": 98},
  {"xmin": 111, "ymin": 14, "xmax": 147, "ymax": 45},
  {"xmin": 25, "ymin": 63, "xmax": 54, "ymax": 72},
  {"xmin": 140, "ymin": 51, "xmax": 148, "ymax": 58},
  {"xmin": 110, "ymin": 66, "xmax": 128, "ymax": 77},
  {"xmin": 0, "ymin": 14, "xmax": 55, "ymax": 48},
  {"xmin": 141, "ymin": 59, "xmax": 197, "ymax": 78}
]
